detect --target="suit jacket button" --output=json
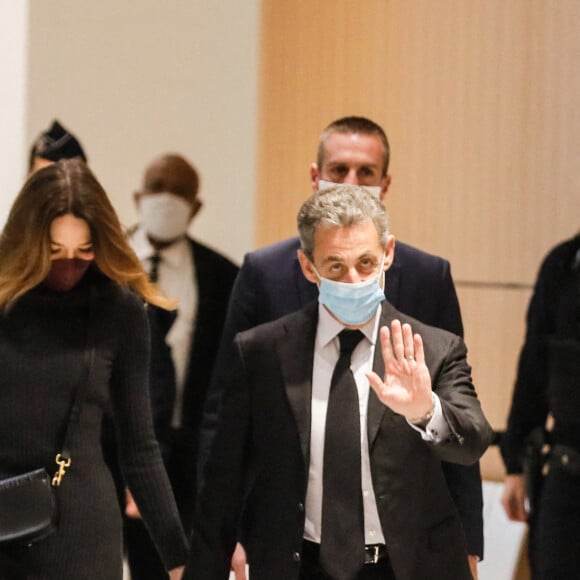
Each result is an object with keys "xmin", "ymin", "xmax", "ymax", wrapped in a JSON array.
[
  {"xmin": 293, "ymin": 552, "xmax": 301, "ymax": 562},
  {"xmin": 298, "ymin": 502, "xmax": 304, "ymax": 512}
]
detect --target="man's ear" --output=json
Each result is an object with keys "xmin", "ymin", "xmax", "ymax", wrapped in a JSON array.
[
  {"xmin": 379, "ymin": 174, "xmax": 392, "ymax": 202},
  {"xmin": 310, "ymin": 163, "xmax": 320, "ymax": 193},
  {"xmin": 297, "ymin": 249, "xmax": 319, "ymax": 284},
  {"xmin": 190, "ymin": 198, "xmax": 203, "ymax": 221},
  {"xmin": 383, "ymin": 235, "xmax": 396, "ymax": 271},
  {"xmin": 133, "ymin": 191, "xmax": 142, "ymax": 210}
]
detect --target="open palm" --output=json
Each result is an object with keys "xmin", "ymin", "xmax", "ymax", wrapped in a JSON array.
[{"xmin": 367, "ymin": 320, "xmax": 433, "ymax": 421}]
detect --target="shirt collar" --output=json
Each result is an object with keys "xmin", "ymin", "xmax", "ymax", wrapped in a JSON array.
[
  {"xmin": 317, "ymin": 303, "xmax": 381, "ymax": 348},
  {"xmin": 131, "ymin": 224, "xmax": 190, "ymax": 268}
]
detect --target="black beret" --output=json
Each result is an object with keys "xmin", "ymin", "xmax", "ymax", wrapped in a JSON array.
[{"xmin": 29, "ymin": 120, "xmax": 88, "ymax": 166}]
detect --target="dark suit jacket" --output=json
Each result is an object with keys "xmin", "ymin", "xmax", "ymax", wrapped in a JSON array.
[
  {"xmin": 148, "ymin": 238, "xmax": 239, "ymax": 453},
  {"xmin": 199, "ymin": 236, "xmax": 484, "ymax": 556},
  {"xmin": 187, "ymin": 302, "xmax": 492, "ymax": 580}
]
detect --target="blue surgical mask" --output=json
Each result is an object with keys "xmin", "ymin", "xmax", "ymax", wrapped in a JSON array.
[{"xmin": 312, "ymin": 254, "xmax": 386, "ymax": 326}]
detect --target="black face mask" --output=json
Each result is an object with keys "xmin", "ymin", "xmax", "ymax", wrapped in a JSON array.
[{"xmin": 43, "ymin": 258, "xmax": 92, "ymax": 292}]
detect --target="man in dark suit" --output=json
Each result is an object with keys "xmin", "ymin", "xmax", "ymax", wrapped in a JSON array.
[
  {"xmin": 126, "ymin": 153, "xmax": 239, "ymax": 578},
  {"xmin": 199, "ymin": 117, "xmax": 483, "ymax": 578},
  {"xmin": 187, "ymin": 185, "xmax": 492, "ymax": 580}
]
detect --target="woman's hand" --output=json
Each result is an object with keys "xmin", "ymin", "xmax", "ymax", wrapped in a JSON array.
[
  {"xmin": 124, "ymin": 488, "xmax": 142, "ymax": 519},
  {"xmin": 231, "ymin": 542, "xmax": 248, "ymax": 580},
  {"xmin": 169, "ymin": 566, "xmax": 184, "ymax": 580},
  {"xmin": 501, "ymin": 474, "xmax": 528, "ymax": 522}
]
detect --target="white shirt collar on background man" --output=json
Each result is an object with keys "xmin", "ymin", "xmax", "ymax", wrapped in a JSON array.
[{"xmin": 131, "ymin": 225, "xmax": 198, "ymax": 428}]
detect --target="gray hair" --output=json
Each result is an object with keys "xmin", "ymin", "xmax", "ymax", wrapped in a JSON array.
[{"xmin": 297, "ymin": 184, "xmax": 390, "ymax": 261}]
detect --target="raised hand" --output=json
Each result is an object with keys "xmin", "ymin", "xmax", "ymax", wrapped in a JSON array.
[{"xmin": 366, "ymin": 319, "xmax": 434, "ymax": 421}]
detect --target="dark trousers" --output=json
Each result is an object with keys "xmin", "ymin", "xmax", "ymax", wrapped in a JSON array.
[
  {"xmin": 0, "ymin": 548, "xmax": 28, "ymax": 579},
  {"xmin": 530, "ymin": 468, "xmax": 580, "ymax": 579},
  {"xmin": 125, "ymin": 517, "xmax": 168, "ymax": 578},
  {"xmin": 299, "ymin": 541, "xmax": 396, "ymax": 580},
  {"xmin": 125, "ymin": 427, "xmax": 197, "ymax": 580}
]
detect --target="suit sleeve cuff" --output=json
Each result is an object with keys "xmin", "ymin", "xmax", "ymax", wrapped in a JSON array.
[{"xmin": 407, "ymin": 393, "xmax": 450, "ymax": 442}]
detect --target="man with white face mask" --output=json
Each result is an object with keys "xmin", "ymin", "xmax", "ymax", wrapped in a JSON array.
[
  {"xmin": 185, "ymin": 185, "xmax": 492, "ymax": 580},
  {"xmin": 126, "ymin": 153, "xmax": 239, "ymax": 579},
  {"xmin": 199, "ymin": 117, "xmax": 484, "ymax": 579}
]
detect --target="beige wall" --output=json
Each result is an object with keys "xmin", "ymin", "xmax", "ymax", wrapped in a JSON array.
[
  {"xmin": 26, "ymin": 0, "xmax": 260, "ymax": 264},
  {"xmin": 257, "ymin": 0, "xmax": 580, "ymax": 481},
  {"xmin": 0, "ymin": 2, "xmax": 29, "ymax": 228}
]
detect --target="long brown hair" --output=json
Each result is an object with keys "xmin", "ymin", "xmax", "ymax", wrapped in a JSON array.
[{"xmin": 0, "ymin": 159, "xmax": 174, "ymax": 312}]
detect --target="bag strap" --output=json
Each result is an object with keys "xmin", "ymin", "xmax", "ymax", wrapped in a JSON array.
[{"xmin": 52, "ymin": 286, "xmax": 98, "ymax": 487}]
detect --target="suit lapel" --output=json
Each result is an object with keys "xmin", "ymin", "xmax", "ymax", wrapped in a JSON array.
[
  {"xmin": 189, "ymin": 239, "xmax": 209, "ymax": 315},
  {"xmin": 188, "ymin": 239, "xmax": 220, "ymax": 362},
  {"xmin": 277, "ymin": 302, "xmax": 318, "ymax": 466},
  {"xmin": 186, "ymin": 240, "xmax": 206, "ymax": 380},
  {"xmin": 367, "ymin": 304, "xmax": 397, "ymax": 448}
]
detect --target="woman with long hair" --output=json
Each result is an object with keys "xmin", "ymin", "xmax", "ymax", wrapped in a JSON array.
[{"xmin": 0, "ymin": 159, "xmax": 187, "ymax": 578}]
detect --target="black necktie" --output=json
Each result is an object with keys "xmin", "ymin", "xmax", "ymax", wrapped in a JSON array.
[
  {"xmin": 149, "ymin": 252, "xmax": 161, "ymax": 283},
  {"xmin": 320, "ymin": 329, "xmax": 366, "ymax": 579}
]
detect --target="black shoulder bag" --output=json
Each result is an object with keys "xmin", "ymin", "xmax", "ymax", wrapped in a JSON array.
[{"xmin": 0, "ymin": 288, "xmax": 97, "ymax": 546}]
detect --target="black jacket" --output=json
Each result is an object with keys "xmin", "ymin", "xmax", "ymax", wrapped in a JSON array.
[
  {"xmin": 502, "ymin": 234, "xmax": 580, "ymax": 472},
  {"xmin": 148, "ymin": 238, "xmax": 239, "ymax": 446}
]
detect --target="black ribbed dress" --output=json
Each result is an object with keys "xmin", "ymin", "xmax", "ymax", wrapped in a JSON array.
[{"xmin": 0, "ymin": 269, "xmax": 188, "ymax": 578}]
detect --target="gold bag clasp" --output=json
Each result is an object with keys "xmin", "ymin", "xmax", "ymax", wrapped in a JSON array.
[{"xmin": 52, "ymin": 453, "xmax": 72, "ymax": 487}]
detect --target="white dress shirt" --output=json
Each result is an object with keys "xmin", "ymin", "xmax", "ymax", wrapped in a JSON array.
[
  {"xmin": 131, "ymin": 226, "xmax": 197, "ymax": 428},
  {"xmin": 303, "ymin": 304, "xmax": 449, "ymax": 545}
]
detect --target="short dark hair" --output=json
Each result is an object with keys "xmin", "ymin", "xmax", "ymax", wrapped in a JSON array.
[{"xmin": 317, "ymin": 116, "xmax": 390, "ymax": 176}]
